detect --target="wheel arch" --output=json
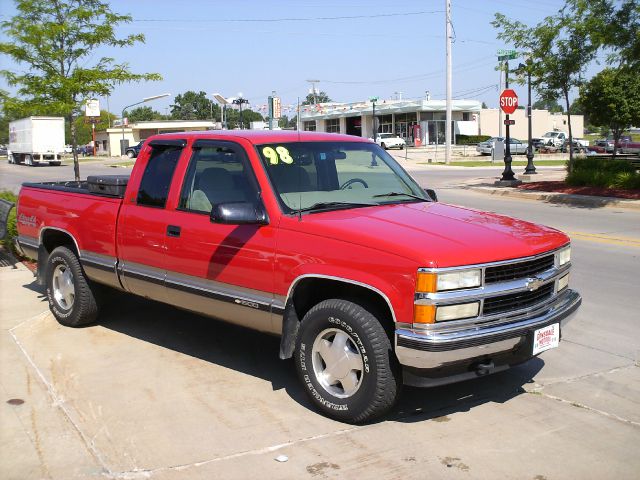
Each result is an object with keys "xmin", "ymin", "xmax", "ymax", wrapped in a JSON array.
[
  {"xmin": 279, "ymin": 274, "xmax": 397, "ymax": 359},
  {"xmin": 37, "ymin": 227, "xmax": 81, "ymax": 284}
]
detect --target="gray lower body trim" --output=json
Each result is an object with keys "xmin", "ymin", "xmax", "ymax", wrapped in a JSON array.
[
  {"xmin": 80, "ymin": 251, "xmax": 122, "ymax": 290},
  {"xmin": 16, "ymin": 235, "xmax": 39, "ymax": 260},
  {"xmin": 395, "ymin": 289, "xmax": 581, "ymax": 370},
  {"xmin": 118, "ymin": 260, "xmax": 282, "ymax": 335}
]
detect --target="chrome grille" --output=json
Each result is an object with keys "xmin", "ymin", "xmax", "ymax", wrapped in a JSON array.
[
  {"xmin": 484, "ymin": 255, "xmax": 554, "ymax": 284},
  {"xmin": 482, "ymin": 283, "xmax": 554, "ymax": 316}
]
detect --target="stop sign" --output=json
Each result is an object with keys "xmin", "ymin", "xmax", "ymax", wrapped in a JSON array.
[{"xmin": 500, "ymin": 89, "xmax": 519, "ymax": 114}]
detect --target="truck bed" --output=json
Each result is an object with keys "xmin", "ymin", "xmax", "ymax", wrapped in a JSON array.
[{"xmin": 23, "ymin": 174, "xmax": 129, "ymax": 198}]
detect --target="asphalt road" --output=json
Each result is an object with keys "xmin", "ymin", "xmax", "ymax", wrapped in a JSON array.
[{"xmin": 1, "ymin": 159, "xmax": 639, "ymax": 479}]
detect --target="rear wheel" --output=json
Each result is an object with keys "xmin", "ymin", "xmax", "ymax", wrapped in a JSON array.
[
  {"xmin": 126, "ymin": 150, "xmax": 135, "ymax": 158},
  {"xmin": 46, "ymin": 246, "xmax": 100, "ymax": 327},
  {"xmin": 295, "ymin": 299, "xmax": 401, "ymax": 423},
  {"xmin": 381, "ymin": 142, "xmax": 387, "ymax": 150}
]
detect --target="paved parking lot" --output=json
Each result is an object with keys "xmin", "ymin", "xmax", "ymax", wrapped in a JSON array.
[{"xmin": 2, "ymin": 172, "xmax": 639, "ymax": 479}]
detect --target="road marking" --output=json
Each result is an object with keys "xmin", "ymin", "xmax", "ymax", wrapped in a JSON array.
[{"xmin": 567, "ymin": 231, "xmax": 640, "ymax": 248}]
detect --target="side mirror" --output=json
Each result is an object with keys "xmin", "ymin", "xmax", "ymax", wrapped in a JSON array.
[
  {"xmin": 210, "ymin": 202, "xmax": 268, "ymax": 225},
  {"xmin": 424, "ymin": 188, "xmax": 438, "ymax": 202}
]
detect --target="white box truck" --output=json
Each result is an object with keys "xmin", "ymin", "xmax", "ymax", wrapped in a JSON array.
[{"xmin": 8, "ymin": 116, "xmax": 65, "ymax": 166}]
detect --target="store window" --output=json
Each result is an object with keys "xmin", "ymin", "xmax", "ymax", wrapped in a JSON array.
[
  {"xmin": 304, "ymin": 121, "xmax": 316, "ymax": 131},
  {"xmin": 325, "ymin": 119, "xmax": 340, "ymax": 133},
  {"xmin": 378, "ymin": 114, "xmax": 393, "ymax": 133}
]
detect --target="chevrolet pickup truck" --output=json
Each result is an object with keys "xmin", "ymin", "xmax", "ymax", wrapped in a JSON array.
[{"xmin": 15, "ymin": 131, "xmax": 581, "ymax": 423}]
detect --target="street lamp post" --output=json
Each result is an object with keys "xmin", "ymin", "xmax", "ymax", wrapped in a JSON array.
[
  {"xmin": 518, "ymin": 60, "xmax": 536, "ymax": 175},
  {"xmin": 120, "ymin": 93, "xmax": 170, "ymax": 155},
  {"xmin": 370, "ymin": 96, "xmax": 378, "ymax": 143},
  {"xmin": 212, "ymin": 93, "xmax": 230, "ymax": 129},
  {"xmin": 370, "ymin": 97, "xmax": 379, "ymax": 167},
  {"xmin": 499, "ymin": 61, "xmax": 516, "ymax": 181},
  {"xmin": 232, "ymin": 94, "xmax": 249, "ymax": 129}
]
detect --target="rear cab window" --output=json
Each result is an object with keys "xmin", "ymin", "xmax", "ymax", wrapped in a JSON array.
[{"xmin": 136, "ymin": 140, "xmax": 186, "ymax": 208}]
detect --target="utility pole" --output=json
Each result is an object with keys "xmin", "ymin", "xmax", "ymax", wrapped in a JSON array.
[
  {"xmin": 307, "ymin": 79, "xmax": 320, "ymax": 104},
  {"xmin": 445, "ymin": 0, "xmax": 452, "ymax": 164}
]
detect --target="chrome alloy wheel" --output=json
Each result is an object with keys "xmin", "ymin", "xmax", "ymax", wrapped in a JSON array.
[
  {"xmin": 311, "ymin": 328, "xmax": 364, "ymax": 398},
  {"xmin": 52, "ymin": 264, "xmax": 75, "ymax": 310}
]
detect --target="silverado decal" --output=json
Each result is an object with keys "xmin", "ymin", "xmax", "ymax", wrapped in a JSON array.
[{"xmin": 18, "ymin": 213, "xmax": 37, "ymax": 228}]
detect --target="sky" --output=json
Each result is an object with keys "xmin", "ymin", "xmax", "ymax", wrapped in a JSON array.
[{"xmin": 0, "ymin": 0, "xmax": 607, "ymax": 118}]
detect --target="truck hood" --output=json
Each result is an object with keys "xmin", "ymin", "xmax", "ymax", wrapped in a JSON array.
[{"xmin": 285, "ymin": 201, "xmax": 569, "ymax": 268}]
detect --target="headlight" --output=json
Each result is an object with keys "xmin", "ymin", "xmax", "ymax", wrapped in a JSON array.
[
  {"xmin": 413, "ymin": 301, "xmax": 480, "ymax": 324},
  {"xmin": 556, "ymin": 246, "xmax": 571, "ymax": 267},
  {"xmin": 436, "ymin": 302, "xmax": 480, "ymax": 322},
  {"xmin": 416, "ymin": 269, "xmax": 482, "ymax": 292}
]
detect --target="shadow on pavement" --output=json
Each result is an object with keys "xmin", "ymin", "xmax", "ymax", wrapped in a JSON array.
[{"xmin": 94, "ymin": 291, "xmax": 541, "ymax": 424}]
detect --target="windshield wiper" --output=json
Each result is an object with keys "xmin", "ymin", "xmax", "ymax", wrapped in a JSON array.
[
  {"xmin": 295, "ymin": 201, "xmax": 378, "ymax": 214},
  {"xmin": 372, "ymin": 191, "xmax": 429, "ymax": 202}
]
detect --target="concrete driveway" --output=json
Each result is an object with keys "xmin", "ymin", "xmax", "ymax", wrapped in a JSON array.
[{"xmin": 2, "ymin": 189, "xmax": 639, "ymax": 479}]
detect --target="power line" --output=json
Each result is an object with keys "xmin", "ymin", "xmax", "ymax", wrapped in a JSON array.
[{"xmin": 132, "ymin": 10, "xmax": 443, "ymax": 23}]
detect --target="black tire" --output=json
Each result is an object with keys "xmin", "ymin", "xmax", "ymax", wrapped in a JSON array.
[
  {"xmin": 399, "ymin": 144, "xmax": 404, "ymax": 150},
  {"xmin": 126, "ymin": 150, "xmax": 135, "ymax": 158},
  {"xmin": 381, "ymin": 142, "xmax": 387, "ymax": 150},
  {"xmin": 46, "ymin": 246, "xmax": 100, "ymax": 327},
  {"xmin": 295, "ymin": 299, "xmax": 401, "ymax": 423}
]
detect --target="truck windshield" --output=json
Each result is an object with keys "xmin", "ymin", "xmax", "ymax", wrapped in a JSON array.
[{"xmin": 256, "ymin": 141, "xmax": 428, "ymax": 213}]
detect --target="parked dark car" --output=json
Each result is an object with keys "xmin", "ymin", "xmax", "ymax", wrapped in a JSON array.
[
  {"xmin": 124, "ymin": 141, "xmax": 144, "ymax": 159},
  {"xmin": 560, "ymin": 140, "xmax": 587, "ymax": 154}
]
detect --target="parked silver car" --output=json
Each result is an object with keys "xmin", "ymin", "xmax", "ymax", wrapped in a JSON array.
[{"xmin": 477, "ymin": 137, "xmax": 528, "ymax": 155}]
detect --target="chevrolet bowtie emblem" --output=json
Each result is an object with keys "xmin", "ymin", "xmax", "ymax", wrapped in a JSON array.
[{"xmin": 525, "ymin": 277, "xmax": 544, "ymax": 291}]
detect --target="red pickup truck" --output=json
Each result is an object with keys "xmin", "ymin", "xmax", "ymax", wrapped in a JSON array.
[{"xmin": 15, "ymin": 131, "xmax": 581, "ymax": 423}]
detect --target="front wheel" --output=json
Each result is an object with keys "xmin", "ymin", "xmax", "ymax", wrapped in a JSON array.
[
  {"xmin": 46, "ymin": 246, "xmax": 100, "ymax": 327},
  {"xmin": 295, "ymin": 299, "xmax": 401, "ymax": 423},
  {"xmin": 381, "ymin": 142, "xmax": 387, "ymax": 150}
]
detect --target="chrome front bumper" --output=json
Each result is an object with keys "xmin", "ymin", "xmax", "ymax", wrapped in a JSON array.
[{"xmin": 395, "ymin": 289, "xmax": 581, "ymax": 384}]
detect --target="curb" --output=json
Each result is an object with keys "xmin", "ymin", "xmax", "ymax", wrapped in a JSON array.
[{"xmin": 466, "ymin": 184, "xmax": 640, "ymax": 211}]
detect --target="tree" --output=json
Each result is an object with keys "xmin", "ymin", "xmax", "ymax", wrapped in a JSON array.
[
  {"xmin": 170, "ymin": 91, "xmax": 219, "ymax": 120},
  {"xmin": 532, "ymin": 98, "xmax": 563, "ymax": 113},
  {"xmin": 492, "ymin": 9, "xmax": 597, "ymax": 172},
  {"xmin": 0, "ymin": 0, "xmax": 160, "ymax": 180},
  {"xmin": 579, "ymin": 68, "xmax": 640, "ymax": 158},
  {"xmin": 481, "ymin": 102, "xmax": 488, "ymax": 109},
  {"xmin": 224, "ymin": 107, "xmax": 263, "ymax": 129},
  {"xmin": 127, "ymin": 106, "xmax": 164, "ymax": 123},
  {"xmin": 302, "ymin": 91, "xmax": 332, "ymax": 105},
  {"xmin": 565, "ymin": 0, "xmax": 639, "ymax": 69}
]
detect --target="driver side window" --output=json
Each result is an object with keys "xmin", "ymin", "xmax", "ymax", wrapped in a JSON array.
[{"xmin": 179, "ymin": 145, "xmax": 253, "ymax": 214}]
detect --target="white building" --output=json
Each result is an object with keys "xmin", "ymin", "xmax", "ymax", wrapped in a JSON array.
[{"xmin": 299, "ymin": 98, "xmax": 482, "ymax": 145}]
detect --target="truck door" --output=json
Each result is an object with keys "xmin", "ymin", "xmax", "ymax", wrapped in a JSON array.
[
  {"xmin": 161, "ymin": 139, "xmax": 278, "ymax": 334},
  {"xmin": 117, "ymin": 139, "xmax": 186, "ymax": 301}
]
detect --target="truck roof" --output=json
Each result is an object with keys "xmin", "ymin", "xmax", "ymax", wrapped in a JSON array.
[{"xmin": 145, "ymin": 130, "xmax": 372, "ymax": 145}]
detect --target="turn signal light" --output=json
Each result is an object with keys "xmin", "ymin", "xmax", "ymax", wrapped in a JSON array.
[
  {"xmin": 416, "ymin": 272, "xmax": 437, "ymax": 293},
  {"xmin": 414, "ymin": 304, "xmax": 436, "ymax": 324}
]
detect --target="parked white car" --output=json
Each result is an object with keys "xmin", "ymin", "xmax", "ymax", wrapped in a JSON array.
[
  {"xmin": 541, "ymin": 131, "xmax": 567, "ymax": 147},
  {"xmin": 373, "ymin": 133, "xmax": 405, "ymax": 150}
]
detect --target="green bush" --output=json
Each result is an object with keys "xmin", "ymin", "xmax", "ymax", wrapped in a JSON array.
[
  {"xmin": 566, "ymin": 158, "xmax": 640, "ymax": 190},
  {"xmin": 0, "ymin": 190, "xmax": 18, "ymax": 254},
  {"xmin": 456, "ymin": 134, "xmax": 491, "ymax": 145}
]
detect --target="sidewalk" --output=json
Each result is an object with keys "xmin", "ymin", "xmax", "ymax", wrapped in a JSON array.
[{"xmin": 0, "ymin": 250, "xmax": 103, "ymax": 479}]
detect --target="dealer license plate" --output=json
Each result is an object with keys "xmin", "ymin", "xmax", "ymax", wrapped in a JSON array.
[{"xmin": 532, "ymin": 323, "xmax": 560, "ymax": 355}]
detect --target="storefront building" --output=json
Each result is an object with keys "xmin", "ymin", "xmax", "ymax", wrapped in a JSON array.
[
  {"xmin": 100, "ymin": 120, "xmax": 220, "ymax": 156},
  {"xmin": 299, "ymin": 98, "xmax": 482, "ymax": 145}
]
